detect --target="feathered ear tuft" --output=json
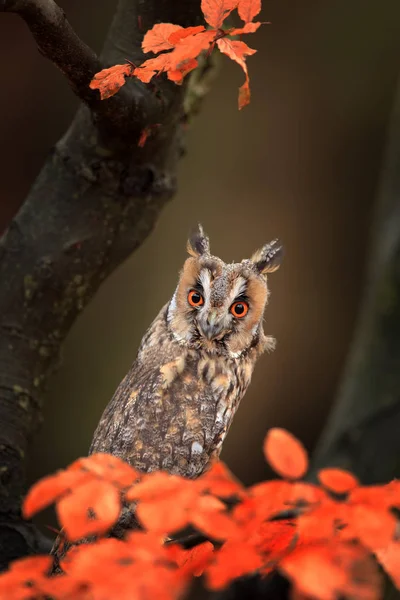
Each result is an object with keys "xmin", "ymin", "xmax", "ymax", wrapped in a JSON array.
[
  {"xmin": 186, "ymin": 224, "xmax": 210, "ymax": 257},
  {"xmin": 250, "ymin": 239, "xmax": 284, "ymax": 275}
]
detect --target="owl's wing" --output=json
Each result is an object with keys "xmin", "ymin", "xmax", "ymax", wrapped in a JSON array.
[{"xmin": 89, "ymin": 347, "xmax": 241, "ymax": 478}]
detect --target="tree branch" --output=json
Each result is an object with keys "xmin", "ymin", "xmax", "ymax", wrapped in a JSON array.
[
  {"xmin": 1, "ymin": 0, "xmax": 101, "ymax": 102},
  {"xmin": 0, "ymin": 0, "xmax": 211, "ymax": 570}
]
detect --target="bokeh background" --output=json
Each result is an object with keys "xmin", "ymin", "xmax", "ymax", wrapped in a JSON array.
[{"xmin": 1, "ymin": 0, "xmax": 400, "ymax": 499}]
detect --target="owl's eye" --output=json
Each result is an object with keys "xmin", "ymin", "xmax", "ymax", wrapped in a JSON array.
[
  {"xmin": 188, "ymin": 289, "xmax": 204, "ymax": 307},
  {"xmin": 230, "ymin": 301, "xmax": 249, "ymax": 318}
]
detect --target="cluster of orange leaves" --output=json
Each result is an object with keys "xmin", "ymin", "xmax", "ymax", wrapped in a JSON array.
[
  {"xmin": 90, "ymin": 0, "xmax": 265, "ymax": 111},
  {"xmin": 1, "ymin": 427, "xmax": 400, "ymax": 600}
]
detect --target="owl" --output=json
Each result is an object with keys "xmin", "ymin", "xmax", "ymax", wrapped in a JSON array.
[{"xmin": 89, "ymin": 226, "xmax": 283, "ymax": 478}]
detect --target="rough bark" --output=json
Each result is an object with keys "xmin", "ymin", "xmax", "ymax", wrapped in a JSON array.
[
  {"xmin": 310, "ymin": 72, "xmax": 400, "ymax": 484},
  {"xmin": 0, "ymin": 0, "xmax": 215, "ymax": 571}
]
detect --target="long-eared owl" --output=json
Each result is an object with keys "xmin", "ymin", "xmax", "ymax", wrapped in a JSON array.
[{"xmin": 90, "ymin": 226, "xmax": 283, "ymax": 478}]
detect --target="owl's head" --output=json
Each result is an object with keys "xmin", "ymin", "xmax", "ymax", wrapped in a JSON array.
[{"xmin": 167, "ymin": 225, "xmax": 283, "ymax": 357}]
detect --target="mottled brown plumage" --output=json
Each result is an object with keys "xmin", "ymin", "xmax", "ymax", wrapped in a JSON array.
[{"xmin": 90, "ymin": 226, "xmax": 283, "ymax": 478}]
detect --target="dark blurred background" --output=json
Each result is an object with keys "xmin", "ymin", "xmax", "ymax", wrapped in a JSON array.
[{"xmin": 1, "ymin": 0, "xmax": 400, "ymax": 495}]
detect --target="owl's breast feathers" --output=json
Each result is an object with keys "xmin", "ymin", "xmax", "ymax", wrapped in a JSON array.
[{"xmin": 90, "ymin": 305, "xmax": 259, "ymax": 478}]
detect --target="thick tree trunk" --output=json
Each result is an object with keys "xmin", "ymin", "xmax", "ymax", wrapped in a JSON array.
[
  {"xmin": 0, "ymin": 0, "xmax": 215, "ymax": 571},
  {"xmin": 310, "ymin": 72, "xmax": 400, "ymax": 484}
]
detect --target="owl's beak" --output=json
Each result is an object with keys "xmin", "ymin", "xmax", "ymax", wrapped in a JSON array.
[{"xmin": 200, "ymin": 310, "xmax": 224, "ymax": 340}]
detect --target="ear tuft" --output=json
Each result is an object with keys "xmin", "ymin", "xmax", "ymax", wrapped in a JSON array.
[
  {"xmin": 251, "ymin": 239, "xmax": 284, "ymax": 275},
  {"xmin": 186, "ymin": 224, "xmax": 210, "ymax": 258}
]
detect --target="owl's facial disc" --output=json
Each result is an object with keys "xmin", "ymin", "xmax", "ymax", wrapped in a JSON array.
[{"xmin": 187, "ymin": 275, "xmax": 250, "ymax": 343}]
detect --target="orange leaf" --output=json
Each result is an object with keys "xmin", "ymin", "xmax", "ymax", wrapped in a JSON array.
[
  {"xmin": 23, "ymin": 469, "xmax": 91, "ymax": 519},
  {"xmin": 229, "ymin": 22, "xmax": 262, "ymax": 35},
  {"xmin": 142, "ymin": 23, "xmax": 183, "ymax": 53},
  {"xmin": 89, "ymin": 64, "xmax": 133, "ymax": 100},
  {"xmin": 133, "ymin": 54, "xmax": 172, "ymax": 83},
  {"xmin": 168, "ymin": 58, "xmax": 199, "ymax": 83},
  {"xmin": 216, "ymin": 38, "xmax": 256, "ymax": 110},
  {"xmin": 201, "ymin": 0, "xmax": 238, "ymax": 29},
  {"xmin": 376, "ymin": 541, "xmax": 400, "ymax": 589},
  {"xmin": 169, "ymin": 30, "xmax": 216, "ymax": 66},
  {"xmin": 134, "ymin": 30, "xmax": 215, "ymax": 85},
  {"xmin": 169, "ymin": 26, "xmax": 206, "ymax": 45},
  {"xmin": 57, "ymin": 479, "xmax": 121, "ymax": 540},
  {"xmin": 318, "ymin": 468, "xmax": 359, "ymax": 494},
  {"xmin": 237, "ymin": 0, "xmax": 262, "ymax": 22},
  {"xmin": 263, "ymin": 428, "xmax": 308, "ymax": 480}
]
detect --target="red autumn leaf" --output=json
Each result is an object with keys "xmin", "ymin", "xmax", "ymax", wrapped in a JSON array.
[
  {"xmin": 128, "ymin": 472, "xmax": 200, "ymax": 533},
  {"xmin": 237, "ymin": 0, "xmax": 262, "ymax": 22},
  {"xmin": 169, "ymin": 26, "xmax": 206, "ymax": 45},
  {"xmin": 126, "ymin": 471, "xmax": 196, "ymax": 502},
  {"xmin": 177, "ymin": 541, "xmax": 215, "ymax": 577},
  {"xmin": 199, "ymin": 460, "xmax": 245, "ymax": 498},
  {"xmin": 89, "ymin": 63, "xmax": 133, "ymax": 100},
  {"xmin": 236, "ymin": 481, "xmax": 325, "ymax": 544},
  {"xmin": 57, "ymin": 478, "xmax": 121, "ymax": 540},
  {"xmin": 318, "ymin": 468, "xmax": 359, "ymax": 494},
  {"xmin": 349, "ymin": 480, "xmax": 400, "ymax": 511},
  {"xmin": 136, "ymin": 496, "xmax": 188, "ymax": 533},
  {"xmin": 244, "ymin": 480, "xmax": 325, "ymax": 530},
  {"xmin": 142, "ymin": 23, "xmax": 183, "ymax": 53},
  {"xmin": 206, "ymin": 539, "xmax": 263, "ymax": 589},
  {"xmin": 252, "ymin": 519, "xmax": 296, "ymax": 559},
  {"xmin": 348, "ymin": 504, "xmax": 397, "ymax": 550},
  {"xmin": 201, "ymin": 0, "xmax": 239, "ymax": 29},
  {"xmin": 7, "ymin": 555, "xmax": 51, "ymax": 578},
  {"xmin": 280, "ymin": 542, "xmax": 381, "ymax": 600},
  {"xmin": 138, "ymin": 123, "xmax": 161, "ymax": 147},
  {"xmin": 296, "ymin": 503, "xmax": 345, "ymax": 544},
  {"xmin": 0, "ymin": 555, "xmax": 54, "ymax": 600},
  {"xmin": 376, "ymin": 541, "xmax": 400, "ymax": 589},
  {"xmin": 138, "ymin": 126, "xmax": 157, "ymax": 147},
  {"xmin": 192, "ymin": 495, "xmax": 239, "ymax": 540},
  {"xmin": 35, "ymin": 576, "xmax": 92, "ymax": 600},
  {"xmin": 263, "ymin": 428, "xmax": 308, "ymax": 480},
  {"xmin": 216, "ymin": 38, "xmax": 256, "ymax": 109},
  {"xmin": 61, "ymin": 534, "xmax": 187, "ymax": 600},
  {"xmin": 71, "ymin": 453, "xmax": 140, "ymax": 488},
  {"xmin": 23, "ymin": 469, "xmax": 91, "ymax": 519}
]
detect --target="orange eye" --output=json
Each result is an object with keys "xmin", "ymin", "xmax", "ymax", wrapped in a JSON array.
[
  {"xmin": 230, "ymin": 301, "xmax": 249, "ymax": 318},
  {"xmin": 188, "ymin": 289, "xmax": 204, "ymax": 307}
]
